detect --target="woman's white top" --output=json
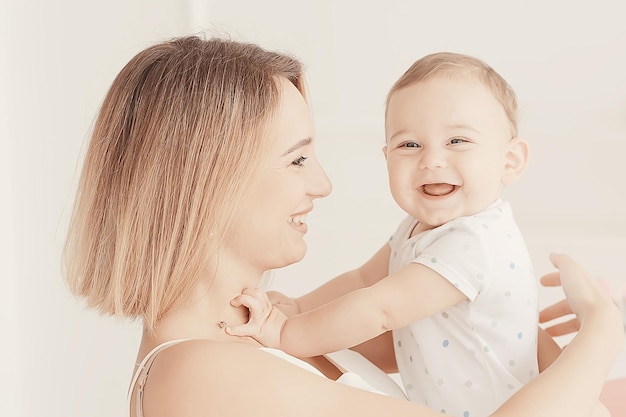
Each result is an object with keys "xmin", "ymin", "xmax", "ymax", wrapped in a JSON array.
[{"xmin": 128, "ymin": 339, "xmax": 406, "ymax": 417}]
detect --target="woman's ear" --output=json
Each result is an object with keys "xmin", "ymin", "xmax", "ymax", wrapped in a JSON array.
[{"xmin": 503, "ymin": 137, "xmax": 529, "ymax": 185}]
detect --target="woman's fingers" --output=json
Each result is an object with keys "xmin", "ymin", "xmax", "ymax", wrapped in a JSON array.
[
  {"xmin": 543, "ymin": 318, "xmax": 581, "ymax": 337},
  {"xmin": 539, "ymin": 299, "xmax": 573, "ymax": 323},
  {"xmin": 539, "ymin": 270, "xmax": 561, "ymax": 287}
]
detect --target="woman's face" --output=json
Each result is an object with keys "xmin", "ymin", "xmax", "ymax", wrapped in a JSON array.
[{"xmin": 232, "ymin": 77, "xmax": 332, "ymax": 271}]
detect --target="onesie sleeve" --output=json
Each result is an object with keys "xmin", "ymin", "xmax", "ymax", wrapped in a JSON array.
[{"xmin": 411, "ymin": 220, "xmax": 492, "ymax": 301}]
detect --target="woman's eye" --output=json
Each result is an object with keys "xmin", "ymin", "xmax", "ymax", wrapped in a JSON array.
[{"xmin": 292, "ymin": 156, "xmax": 308, "ymax": 167}]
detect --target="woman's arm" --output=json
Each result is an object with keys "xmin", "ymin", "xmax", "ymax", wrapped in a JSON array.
[
  {"xmin": 537, "ymin": 326, "xmax": 562, "ymax": 372},
  {"xmin": 490, "ymin": 253, "xmax": 624, "ymax": 417}
]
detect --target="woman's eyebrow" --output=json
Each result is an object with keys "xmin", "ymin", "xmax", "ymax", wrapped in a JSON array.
[{"xmin": 281, "ymin": 137, "xmax": 312, "ymax": 156}]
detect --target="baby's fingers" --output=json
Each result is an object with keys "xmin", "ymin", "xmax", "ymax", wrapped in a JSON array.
[
  {"xmin": 225, "ymin": 321, "xmax": 262, "ymax": 337},
  {"xmin": 231, "ymin": 293, "xmax": 267, "ymax": 317}
]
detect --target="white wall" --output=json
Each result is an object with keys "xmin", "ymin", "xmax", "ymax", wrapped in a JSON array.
[
  {"xmin": 3, "ymin": 1, "xmax": 625, "ymax": 416},
  {"xmin": 1, "ymin": 2, "xmax": 190, "ymax": 416}
]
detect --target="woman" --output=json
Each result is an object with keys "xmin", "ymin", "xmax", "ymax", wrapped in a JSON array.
[{"xmin": 63, "ymin": 35, "xmax": 623, "ymax": 417}]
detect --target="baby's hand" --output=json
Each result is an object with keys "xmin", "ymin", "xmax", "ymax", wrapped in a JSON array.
[
  {"xmin": 225, "ymin": 288, "xmax": 287, "ymax": 349},
  {"xmin": 267, "ymin": 290, "xmax": 301, "ymax": 317}
]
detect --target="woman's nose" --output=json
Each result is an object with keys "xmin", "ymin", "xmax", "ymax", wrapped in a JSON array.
[{"xmin": 308, "ymin": 159, "xmax": 332, "ymax": 198}]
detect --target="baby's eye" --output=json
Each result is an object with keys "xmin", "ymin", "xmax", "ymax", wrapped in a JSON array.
[
  {"xmin": 401, "ymin": 142, "xmax": 421, "ymax": 148},
  {"xmin": 449, "ymin": 137, "xmax": 469, "ymax": 145},
  {"xmin": 292, "ymin": 156, "xmax": 308, "ymax": 167}
]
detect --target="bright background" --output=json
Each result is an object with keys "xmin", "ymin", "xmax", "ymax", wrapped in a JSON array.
[{"xmin": 2, "ymin": 1, "xmax": 625, "ymax": 416}]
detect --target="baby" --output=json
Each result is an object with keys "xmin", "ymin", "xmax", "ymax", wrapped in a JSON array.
[{"xmin": 227, "ymin": 52, "xmax": 537, "ymax": 417}]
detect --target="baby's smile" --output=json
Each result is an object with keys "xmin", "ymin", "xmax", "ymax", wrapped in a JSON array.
[{"xmin": 421, "ymin": 183, "xmax": 457, "ymax": 197}]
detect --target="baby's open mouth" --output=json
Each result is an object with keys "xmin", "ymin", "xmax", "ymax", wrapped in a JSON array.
[{"xmin": 422, "ymin": 183, "xmax": 456, "ymax": 196}]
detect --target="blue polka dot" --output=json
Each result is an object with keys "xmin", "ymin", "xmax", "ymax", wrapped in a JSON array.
[
  {"xmin": 464, "ymin": 412, "xmax": 470, "ymax": 417},
  {"xmin": 397, "ymin": 340, "xmax": 402, "ymax": 348},
  {"xmin": 389, "ymin": 235, "xmax": 394, "ymax": 241},
  {"xmin": 441, "ymin": 312, "xmax": 449, "ymax": 318},
  {"xmin": 411, "ymin": 241, "xmax": 416, "ymax": 247},
  {"xmin": 476, "ymin": 273, "xmax": 484, "ymax": 280},
  {"xmin": 409, "ymin": 355, "xmax": 413, "ymax": 362},
  {"xmin": 431, "ymin": 257, "xmax": 438, "ymax": 263},
  {"xmin": 504, "ymin": 290, "xmax": 511, "ymax": 297},
  {"xmin": 509, "ymin": 262, "xmax": 516, "ymax": 269},
  {"xmin": 517, "ymin": 332, "xmax": 523, "ymax": 339},
  {"xmin": 442, "ymin": 339, "xmax": 450, "ymax": 347},
  {"xmin": 441, "ymin": 409, "xmax": 447, "ymax": 414}
]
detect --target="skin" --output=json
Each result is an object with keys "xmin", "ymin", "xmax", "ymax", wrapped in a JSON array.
[
  {"xmin": 127, "ymin": 77, "xmax": 624, "ymax": 417},
  {"xmin": 384, "ymin": 75, "xmax": 528, "ymax": 234},
  {"xmin": 225, "ymin": 74, "xmax": 614, "ymax": 416},
  {"xmin": 227, "ymin": 74, "xmax": 531, "ymax": 359}
]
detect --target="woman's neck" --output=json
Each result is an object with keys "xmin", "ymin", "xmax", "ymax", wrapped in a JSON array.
[{"xmin": 147, "ymin": 265, "xmax": 263, "ymax": 346}]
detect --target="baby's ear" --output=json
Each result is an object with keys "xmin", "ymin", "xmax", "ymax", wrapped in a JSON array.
[{"xmin": 503, "ymin": 137, "xmax": 529, "ymax": 185}]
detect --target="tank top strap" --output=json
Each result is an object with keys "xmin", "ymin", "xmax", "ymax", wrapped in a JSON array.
[{"xmin": 127, "ymin": 339, "xmax": 191, "ymax": 417}]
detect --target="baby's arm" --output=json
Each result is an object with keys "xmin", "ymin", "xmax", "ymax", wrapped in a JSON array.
[
  {"xmin": 286, "ymin": 243, "xmax": 392, "ymax": 314},
  {"xmin": 231, "ymin": 262, "xmax": 467, "ymax": 357},
  {"xmin": 266, "ymin": 243, "xmax": 397, "ymax": 369}
]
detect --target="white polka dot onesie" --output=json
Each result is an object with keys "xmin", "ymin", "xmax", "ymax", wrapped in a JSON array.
[{"xmin": 389, "ymin": 199, "xmax": 539, "ymax": 417}]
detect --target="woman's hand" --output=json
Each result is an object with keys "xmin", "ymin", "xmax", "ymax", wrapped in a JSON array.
[
  {"xmin": 542, "ymin": 253, "xmax": 619, "ymax": 324},
  {"xmin": 539, "ymin": 298, "xmax": 580, "ymax": 338}
]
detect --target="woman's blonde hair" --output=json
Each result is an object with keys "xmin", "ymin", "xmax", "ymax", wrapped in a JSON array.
[
  {"xmin": 63, "ymin": 35, "xmax": 305, "ymax": 332},
  {"xmin": 386, "ymin": 52, "xmax": 518, "ymax": 137}
]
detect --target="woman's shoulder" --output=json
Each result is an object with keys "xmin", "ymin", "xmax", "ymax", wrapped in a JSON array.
[
  {"xmin": 139, "ymin": 339, "xmax": 422, "ymax": 417},
  {"xmin": 153, "ymin": 338, "xmax": 269, "ymax": 376},
  {"xmin": 139, "ymin": 340, "xmax": 271, "ymax": 415}
]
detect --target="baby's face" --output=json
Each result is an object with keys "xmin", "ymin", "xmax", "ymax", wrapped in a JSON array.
[{"xmin": 384, "ymin": 74, "xmax": 515, "ymax": 231}]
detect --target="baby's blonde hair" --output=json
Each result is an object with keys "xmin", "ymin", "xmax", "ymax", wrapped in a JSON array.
[
  {"xmin": 63, "ymin": 35, "xmax": 305, "ymax": 333},
  {"xmin": 386, "ymin": 52, "xmax": 518, "ymax": 137}
]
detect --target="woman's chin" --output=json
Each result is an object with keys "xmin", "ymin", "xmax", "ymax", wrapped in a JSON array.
[{"xmin": 282, "ymin": 242, "xmax": 308, "ymax": 267}]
